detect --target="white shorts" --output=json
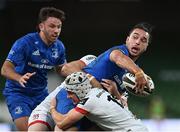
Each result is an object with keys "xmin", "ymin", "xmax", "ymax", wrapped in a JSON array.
[
  {"xmin": 28, "ymin": 108, "xmax": 55, "ymax": 130},
  {"xmin": 28, "ymin": 85, "xmax": 65, "ymax": 130}
]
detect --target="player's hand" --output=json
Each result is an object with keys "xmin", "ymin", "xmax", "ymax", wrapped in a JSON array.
[
  {"xmin": 134, "ymin": 70, "xmax": 148, "ymax": 93},
  {"xmin": 51, "ymin": 97, "xmax": 57, "ymax": 108},
  {"xmin": 101, "ymin": 79, "xmax": 118, "ymax": 96},
  {"xmin": 118, "ymin": 97, "xmax": 128, "ymax": 108},
  {"xmin": 18, "ymin": 72, "xmax": 36, "ymax": 87}
]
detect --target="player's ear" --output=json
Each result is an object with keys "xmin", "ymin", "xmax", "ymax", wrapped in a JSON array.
[
  {"xmin": 39, "ymin": 23, "xmax": 44, "ymax": 31},
  {"xmin": 126, "ymin": 36, "xmax": 129, "ymax": 44}
]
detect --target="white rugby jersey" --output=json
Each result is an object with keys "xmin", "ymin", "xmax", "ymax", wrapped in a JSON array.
[{"xmin": 75, "ymin": 88, "xmax": 148, "ymax": 131}]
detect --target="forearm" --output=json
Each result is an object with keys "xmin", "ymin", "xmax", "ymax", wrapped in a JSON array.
[
  {"xmin": 51, "ymin": 108, "xmax": 84, "ymax": 130},
  {"xmin": 110, "ymin": 50, "xmax": 143, "ymax": 74},
  {"xmin": 61, "ymin": 60, "xmax": 84, "ymax": 77},
  {"xmin": 50, "ymin": 107, "xmax": 66, "ymax": 124},
  {"xmin": 55, "ymin": 64, "xmax": 66, "ymax": 77},
  {"xmin": 51, "ymin": 108, "xmax": 71, "ymax": 130},
  {"xmin": 113, "ymin": 90, "xmax": 122, "ymax": 100}
]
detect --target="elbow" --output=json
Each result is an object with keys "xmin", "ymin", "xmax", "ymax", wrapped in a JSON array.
[
  {"xmin": 61, "ymin": 64, "xmax": 71, "ymax": 77},
  {"xmin": 1, "ymin": 66, "xmax": 6, "ymax": 77}
]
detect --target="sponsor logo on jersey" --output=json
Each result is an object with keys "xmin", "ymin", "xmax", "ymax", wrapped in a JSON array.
[
  {"xmin": 15, "ymin": 106, "xmax": 23, "ymax": 114},
  {"xmin": 86, "ymin": 56, "xmax": 96, "ymax": 61},
  {"xmin": 32, "ymin": 50, "xmax": 40, "ymax": 56},
  {"xmin": 28, "ymin": 62, "xmax": 53, "ymax": 69}
]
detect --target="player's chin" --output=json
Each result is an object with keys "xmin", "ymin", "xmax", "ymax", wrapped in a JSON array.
[
  {"xmin": 130, "ymin": 50, "xmax": 143, "ymax": 57},
  {"xmin": 129, "ymin": 52, "xmax": 139, "ymax": 57},
  {"xmin": 50, "ymin": 37, "xmax": 58, "ymax": 42}
]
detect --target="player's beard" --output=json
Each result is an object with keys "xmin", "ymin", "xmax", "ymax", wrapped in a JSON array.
[{"xmin": 43, "ymin": 30, "xmax": 57, "ymax": 45}]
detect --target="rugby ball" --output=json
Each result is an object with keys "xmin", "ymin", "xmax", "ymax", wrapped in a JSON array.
[{"xmin": 122, "ymin": 73, "xmax": 154, "ymax": 96}]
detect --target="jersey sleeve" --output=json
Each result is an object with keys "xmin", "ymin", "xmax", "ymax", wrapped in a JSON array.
[
  {"xmin": 119, "ymin": 44, "xmax": 129, "ymax": 56},
  {"xmin": 74, "ymin": 97, "xmax": 94, "ymax": 115},
  {"xmin": 6, "ymin": 39, "xmax": 28, "ymax": 66},
  {"xmin": 80, "ymin": 55, "xmax": 97, "ymax": 65}
]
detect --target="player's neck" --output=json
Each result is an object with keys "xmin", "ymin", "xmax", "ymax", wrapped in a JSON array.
[{"xmin": 39, "ymin": 32, "xmax": 53, "ymax": 46}]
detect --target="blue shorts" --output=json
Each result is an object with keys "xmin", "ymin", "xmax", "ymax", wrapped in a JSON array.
[{"xmin": 4, "ymin": 91, "xmax": 48, "ymax": 121}]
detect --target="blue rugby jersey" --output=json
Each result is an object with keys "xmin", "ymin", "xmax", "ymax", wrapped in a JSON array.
[
  {"xmin": 83, "ymin": 44, "xmax": 130, "ymax": 92},
  {"xmin": 3, "ymin": 32, "xmax": 66, "ymax": 95}
]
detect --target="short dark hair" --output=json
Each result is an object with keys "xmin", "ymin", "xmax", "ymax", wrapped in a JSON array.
[
  {"xmin": 37, "ymin": 7, "xmax": 65, "ymax": 31},
  {"xmin": 128, "ymin": 22, "xmax": 154, "ymax": 43}
]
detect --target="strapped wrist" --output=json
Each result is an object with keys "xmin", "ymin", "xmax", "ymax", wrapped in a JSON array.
[{"xmin": 135, "ymin": 70, "xmax": 144, "ymax": 77}]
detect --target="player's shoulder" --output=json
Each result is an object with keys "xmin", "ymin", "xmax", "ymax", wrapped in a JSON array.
[
  {"xmin": 55, "ymin": 39, "xmax": 65, "ymax": 47},
  {"xmin": 22, "ymin": 32, "xmax": 38, "ymax": 41},
  {"xmin": 12, "ymin": 33, "xmax": 35, "ymax": 49},
  {"xmin": 53, "ymin": 39, "xmax": 66, "ymax": 52},
  {"xmin": 111, "ymin": 44, "xmax": 129, "ymax": 55},
  {"xmin": 80, "ymin": 55, "xmax": 97, "ymax": 65},
  {"xmin": 15, "ymin": 32, "xmax": 37, "ymax": 45}
]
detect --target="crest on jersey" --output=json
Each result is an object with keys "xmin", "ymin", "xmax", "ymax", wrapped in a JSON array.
[{"xmin": 52, "ymin": 48, "xmax": 59, "ymax": 59}]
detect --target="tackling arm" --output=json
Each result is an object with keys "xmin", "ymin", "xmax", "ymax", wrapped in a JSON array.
[{"xmin": 51, "ymin": 108, "xmax": 84, "ymax": 130}]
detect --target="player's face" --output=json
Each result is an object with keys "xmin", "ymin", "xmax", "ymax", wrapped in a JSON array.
[
  {"xmin": 126, "ymin": 28, "xmax": 149, "ymax": 59},
  {"xmin": 67, "ymin": 91, "xmax": 80, "ymax": 104},
  {"xmin": 39, "ymin": 17, "xmax": 62, "ymax": 45}
]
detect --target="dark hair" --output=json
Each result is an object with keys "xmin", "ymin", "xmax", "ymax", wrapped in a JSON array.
[
  {"xmin": 128, "ymin": 22, "xmax": 154, "ymax": 43},
  {"xmin": 37, "ymin": 7, "xmax": 65, "ymax": 31}
]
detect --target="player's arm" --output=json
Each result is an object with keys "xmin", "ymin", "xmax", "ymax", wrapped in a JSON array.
[
  {"xmin": 55, "ymin": 64, "xmax": 66, "ymax": 77},
  {"xmin": 101, "ymin": 79, "xmax": 128, "ymax": 107},
  {"xmin": 101, "ymin": 79, "xmax": 122, "ymax": 99},
  {"xmin": 50, "ymin": 106, "xmax": 66, "ymax": 123},
  {"xmin": 51, "ymin": 107, "xmax": 84, "ymax": 130},
  {"xmin": 1, "ymin": 60, "xmax": 35, "ymax": 87},
  {"xmin": 1, "ymin": 61, "xmax": 22, "ymax": 82},
  {"xmin": 60, "ymin": 60, "xmax": 86, "ymax": 77},
  {"xmin": 110, "ymin": 50, "xmax": 143, "ymax": 74},
  {"xmin": 50, "ymin": 97, "xmax": 84, "ymax": 130},
  {"xmin": 110, "ymin": 49, "xmax": 147, "ymax": 93}
]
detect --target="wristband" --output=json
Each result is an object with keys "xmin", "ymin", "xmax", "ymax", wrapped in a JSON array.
[{"xmin": 86, "ymin": 74, "xmax": 95, "ymax": 81}]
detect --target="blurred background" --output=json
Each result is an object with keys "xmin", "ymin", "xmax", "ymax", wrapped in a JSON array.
[{"xmin": 0, "ymin": 0, "xmax": 180, "ymax": 131}]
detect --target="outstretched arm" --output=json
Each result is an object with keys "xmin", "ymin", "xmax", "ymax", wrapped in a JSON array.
[
  {"xmin": 60, "ymin": 60, "xmax": 86, "ymax": 77},
  {"xmin": 110, "ymin": 50, "xmax": 148, "ymax": 93}
]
